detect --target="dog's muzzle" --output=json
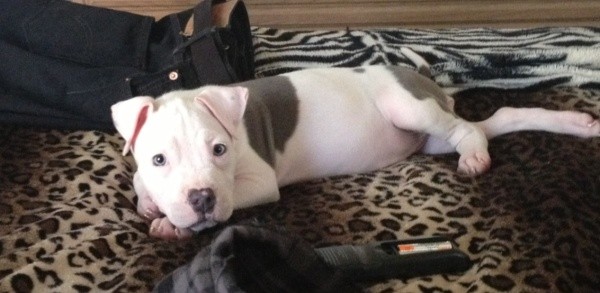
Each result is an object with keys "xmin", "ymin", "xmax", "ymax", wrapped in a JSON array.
[{"xmin": 185, "ymin": 188, "xmax": 221, "ymax": 232}]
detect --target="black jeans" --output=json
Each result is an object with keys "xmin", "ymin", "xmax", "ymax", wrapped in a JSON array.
[{"xmin": 0, "ymin": 0, "xmax": 207, "ymax": 130}]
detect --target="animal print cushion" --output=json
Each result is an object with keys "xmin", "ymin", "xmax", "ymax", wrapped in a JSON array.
[{"xmin": 1, "ymin": 86, "xmax": 598, "ymax": 292}]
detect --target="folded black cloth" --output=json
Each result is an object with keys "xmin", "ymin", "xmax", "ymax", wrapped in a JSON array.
[{"xmin": 154, "ymin": 223, "xmax": 363, "ymax": 293}]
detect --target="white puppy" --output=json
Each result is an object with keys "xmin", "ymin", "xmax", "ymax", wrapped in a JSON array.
[{"xmin": 112, "ymin": 63, "xmax": 600, "ymax": 239}]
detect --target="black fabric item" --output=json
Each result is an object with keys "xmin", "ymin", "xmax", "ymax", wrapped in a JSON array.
[
  {"xmin": 190, "ymin": 0, "xmax": 226, "ymax": 84},
  {"xmin": 0, "ymin": 0, "xmax": 254, "ymax": 130},
  {"xmin": 154, "ymin": 223, "xmax": 363, "ymax": 293}
]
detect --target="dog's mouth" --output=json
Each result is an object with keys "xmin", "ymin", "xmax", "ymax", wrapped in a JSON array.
[
  {"xmin": 161, "ymin": 187, "xmax": 233, "ymax": 233},
  {"xmin": 164, "ymin": 205, "xmax": 218, "ymax": 232},
  {"xmin": 168, "ymin": 208, "xmax": 220, "ymax": 232},
  {"xmin": 188, "ymin": 218, "xmax": 219, "ymax": 232}
]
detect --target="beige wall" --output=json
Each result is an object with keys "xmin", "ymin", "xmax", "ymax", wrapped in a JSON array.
[{"xmin": 77, "ymin": 0, "xmax": 600, "ymax": 28}]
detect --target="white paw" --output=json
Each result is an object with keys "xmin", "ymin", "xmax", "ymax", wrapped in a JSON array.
[
  {"xmin": 149, "ymin": 217, "xmax": 193, "ymax": 240},
  {"xmin": 558, "ymin": 112, "xmax": 600, "ymax": 138},
  {"xmin": 457, "ymin": 151, "xmax": 491, "ymax": 176},
  {"xmin": 143, "ymin": 207, "xmax": 164, "ymax": 221},
  {"xmin": 136, "ymin": 194, "xmax": 163, "ymax": 221}
]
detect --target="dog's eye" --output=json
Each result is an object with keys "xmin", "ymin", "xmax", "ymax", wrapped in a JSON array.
[
  {"xmin": 152, "ymin": 154, "xmax": 167, "ymax": 166},
  {"xmin": 213, "ymin": 143, "xmax": 227, "ymax": 156}
]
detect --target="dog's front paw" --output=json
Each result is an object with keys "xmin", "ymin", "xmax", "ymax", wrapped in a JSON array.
[
  {"xmin": 137, "ymin": 198, "xmax": 163, "ymax": 221},
  {"xmin": 138, "ymin": 205, "xmax": 163, "ymax": 222},
  {"xmin": 458, "ymin": 151, "xmax": 491, "ymax": 176},
  {"xmin": 149, "ymin": 217, "xmax": 194, "ymax": 240}
]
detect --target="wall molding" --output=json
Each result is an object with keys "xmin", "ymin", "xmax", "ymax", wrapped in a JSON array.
[{"xmin": 78, "ymin": 0, "xmax": 600, "ymax": 28}]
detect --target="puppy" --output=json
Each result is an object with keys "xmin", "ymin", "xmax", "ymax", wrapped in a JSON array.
[{"xmin": 112, "ymin": 62, "xmax": 599, "ymax": 239}]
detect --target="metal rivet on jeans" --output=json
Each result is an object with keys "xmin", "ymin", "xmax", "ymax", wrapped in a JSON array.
[{"xmin": 169, "ymin": 71, "xmax": 179, "ymax": 81}]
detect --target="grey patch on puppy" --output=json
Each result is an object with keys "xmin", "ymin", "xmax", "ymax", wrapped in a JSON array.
[
  {"xmin": 385, "ymin": 66, "xmax": 452, "ymax": 112},
  {"xmin": 241, "ymin": 76, "xmax": 300, "ymax": 167}
]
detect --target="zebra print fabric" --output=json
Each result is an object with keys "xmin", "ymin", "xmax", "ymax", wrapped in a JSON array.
[{"xmin": 252, "ymin": 27, "xmax": 600, "ymax": 93}]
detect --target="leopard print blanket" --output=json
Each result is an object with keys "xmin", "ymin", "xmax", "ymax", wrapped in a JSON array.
[{"xmin": 1, "ymin": 27, "xmax": 599, "ymax": 292}]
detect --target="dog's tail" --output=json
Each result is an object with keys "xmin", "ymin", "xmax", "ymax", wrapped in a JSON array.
[{"xmin": 400, "ymin": 47, "xmax": 432, "ymax": 79}]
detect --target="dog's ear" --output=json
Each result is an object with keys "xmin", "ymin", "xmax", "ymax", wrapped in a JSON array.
[
  {"xmin": 195, "ymin": 86, "xmax": 248, "ymax": 138},
  {"xmin": 111, "ymin": 96, "xmax": 155, "ymax": 156}
]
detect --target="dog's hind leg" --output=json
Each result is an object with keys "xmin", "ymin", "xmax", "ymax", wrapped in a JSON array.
[
  {"xmin": 377, "ymin": 88, "xmax": 491, "ymax": 176},
  {"xmin": 423, "ymin": 107, "xmax": 600, "ymax": 166},
  {"xmin": 474, "ymin": 107, "xmax": 600, "ymax": 139}
]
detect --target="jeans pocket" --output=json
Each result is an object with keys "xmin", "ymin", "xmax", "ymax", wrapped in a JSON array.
[{"xmin": 25, "ymin": 0, "xmax": 153, "ymax": 69}]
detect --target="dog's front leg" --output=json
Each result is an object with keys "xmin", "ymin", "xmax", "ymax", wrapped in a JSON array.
[
  {"xmin": 232, "ymin": 154, "xmax": 280, "ymax": 210},
  {"xmin": 149, "ymin": 217, "xmax": 194, "ymax": 240},
  {"xmin": 233, "ymin": 174, "xmax": 280, "ymax": 210}
]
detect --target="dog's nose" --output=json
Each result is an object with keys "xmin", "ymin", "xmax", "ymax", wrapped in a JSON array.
[{"xmin": 188, "ymin": 188, "xmax": 216, "ymax": 213}]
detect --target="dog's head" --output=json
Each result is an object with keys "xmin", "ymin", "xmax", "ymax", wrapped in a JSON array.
[{"xmin": 111, "ymin": 86, "xmax": 248, "ymax": 231}]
